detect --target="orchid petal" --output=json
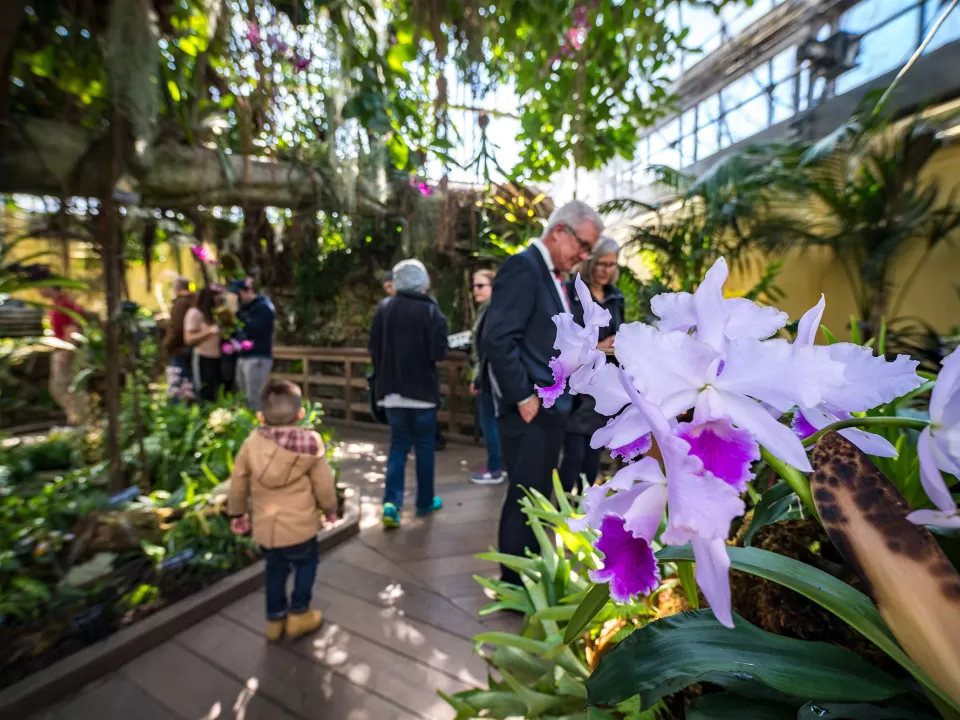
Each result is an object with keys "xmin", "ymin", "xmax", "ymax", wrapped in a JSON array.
[
  {"xmin": 822, "ymin": 343, "xmax": 923, "ymax": 412},
  {"xmin": 918, "ymin": 427, "xmax": 957, "ymax": 513},
  {"xmin": 570, "ymin": 355, "xmax": 630, "ymax": 416},
  {"xmin": 724, "ymin": 298, "xmax": 789, "ymax": 342},
  {"xmin": 800, "ymin": 404, "xmax": 899, "ymax": 458},
  {"xmin": 535, "ymin": 359, "xmax": 567, "ymax": 408},
  {"xmin": 931, "ymin": 346, "xmax": 960, "ymax": 426},
  {"xmin": 610, "ymin": 433, "xmax": 653, "ymax": 461},
  {"xmin": 676, "ymin": 418, "xmax": 760, "ymax": 491},
  {"xmin": 717, "ymin": 338, "xmax": 838, "ymax": 412},
  {"xmin": 607, "ymin": 455, "xmax": 666, "ymax": 491},
  {"xmin": 623, "ymin": 482, "xmax": 669, "ymax": 540},
  {"xmin": 906, "ymin": 507, "xmax": 960, "ymax": 528},
  {"xmin": 589, "ymin": 516, "xmax": 661, "ymax": 602},
  {"xmin": 574, "ymin": 273, "xmax": 612, "ymax": 328},
  {"xmin": 932, "ymin": 424, "xmax": 960, "ymax": 476},
  {"xmin": 651, "ymin": 291, "xmax": 695, "ymax": 333},
  {"xmin": 692, "ymin": 257, "xmax": 730, "ymax": 351},
  {"xmin": 661, "ymin": 462, "xmax": 745, "ymax": 543},
  {"xmin": 691, "ymin": 536, "xmax": 734, "ymax": 628},
  {"xmin": 796, "ymin": 295, "xmax": 826, "ymax": 347},
  {"xmin": 568, "ymin": 481, "xmax": 643, "ymax": 533},
  {"xmin": 615, "ymin": 323, "xmax": 719, "ymax": 411},
  {"xmin": 591, "ymin": 404, "xmax": 653, "ymax": 452},
  {"xmin": 791, "ymin": 409, "xmax": 818, "ymax": 439},
  {"xmin": 552, "ymin": 313, "xmax": 592, "ymax": 374},
  {"xmin": 720, "ymin": 390, "xmax": 813, "ymax": 472}
]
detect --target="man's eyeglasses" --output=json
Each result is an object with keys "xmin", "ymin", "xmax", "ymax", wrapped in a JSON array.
[
  {"xmin": 472, "ymin": 283, "xmax": 491, "ymax": 290},
  {"xmin": 562, "ymin": 224, "xmax": 592, "ymax": 254}
]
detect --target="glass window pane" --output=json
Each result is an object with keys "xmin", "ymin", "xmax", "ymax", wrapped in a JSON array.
[
  {"xmin": 699, "ymin": 94, "xmax": 720, "ymax": 124},
  {"xmin": 771, "ymin": 81, "xmax": 795, "ymax": 124},
  {"xmin": 797, "ymin": 67, "xmax": 811, "ymax": 112},
  {"xmin": 841, "ymin": 0, "xmax": 912, "ymax": 33},
  {"xmin": 836, "ymin": 10, "xmax": 919, "ymax": 94},
  {"xmin": 722, "ymin": 0, "xmax": 769, "ymax": 38},
  {"xmin": 725, "ymin": 94, "xmax": 769, "ymax": 144},
  {"xmin": 924, "ymin": 0, "xmax": 960, "ymax": 53},
  {"xmin": 698, "ymin": 121, "xmax": 719, "ymax": 158},
  {"xmin": 681, "ymin": 2, "xmax": 724, "ymax": 53},
  {"xmin": 771, "ymin": 47, "xmax": 796, "ymax": 83},
  {"xmin": 722, "ymin": 74, "xmax": 759, "ymax": 110}
]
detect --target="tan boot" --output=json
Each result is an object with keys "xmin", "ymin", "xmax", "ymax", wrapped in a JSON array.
[
  {"xmin": 266, "ymin": 620, "xmax": 285, "ymax": 642},
  {"xmin": 285, "ymin": 610, "xmax": 322, "ymax": 639}
]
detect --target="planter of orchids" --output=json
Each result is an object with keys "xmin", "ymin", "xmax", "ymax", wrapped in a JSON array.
[{"xmin": 539, "ymin": 258, "xmax": 960, "ymax": 718}]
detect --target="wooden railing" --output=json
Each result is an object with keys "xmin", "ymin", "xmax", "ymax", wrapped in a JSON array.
[{"xmin": 272, "ymin": 346, "xmax": 477, "ymax": 439}]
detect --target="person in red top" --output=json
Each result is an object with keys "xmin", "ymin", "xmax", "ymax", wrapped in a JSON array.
[{"xmin": 40, "ymin": 286, "xmax": 87, "ymax": 425}]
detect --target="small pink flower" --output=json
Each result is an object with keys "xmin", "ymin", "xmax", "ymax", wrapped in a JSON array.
[
  {"xmin": 240, "ymin": 340, "xmax": 254, "ymax": 351},
  {"xmin": 221, "ymin": 342, "xmax": 235, "ymax": 355},
  {"xmin": 191, "ymin": 245, "xmax": 210, "ymax": 262},
  {"xmin": 246, "ymin": 22, "xmax": 261, "ymax": 45}
]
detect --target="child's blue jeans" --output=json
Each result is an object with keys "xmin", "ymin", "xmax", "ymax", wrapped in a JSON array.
[{"xmin": 261, "ymin": 537, "xmax": 319, "ymax": 621}]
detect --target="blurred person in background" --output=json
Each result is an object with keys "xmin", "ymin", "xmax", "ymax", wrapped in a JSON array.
[
  {"xmin": 163, "ymin": 276, "xmax": 196, "ymax": 401},
  {"xmin": 229, "ymin": 277, "xmax": 276, "ymax": 411},
  {"xmin": 184, "ymin": 286, "xmax": 224, "ymax": 403},
  {"xmin": 369, "ymin": 259, "xmax": 449, "ymax": 529},
  {"xmin": 40, "ymin": 284, "xmax": 88, "ymax": 424},
  {"xmin": 558, "ymin": 236, "xmax": 624, "ymax": 494},
  {"xmin": 468, "ymin": 269, "xmax": 504, "ymax": 485}
]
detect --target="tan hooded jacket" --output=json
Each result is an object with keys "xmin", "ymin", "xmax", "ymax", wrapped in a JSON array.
[{"xmin": 227, "ymin": 427, "xmax": 337, "ymax": 548}]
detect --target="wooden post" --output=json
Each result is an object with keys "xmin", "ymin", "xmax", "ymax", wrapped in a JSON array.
[{"xmin": 344, "ymin": 359, "xmax": 354, "ymax": 422}]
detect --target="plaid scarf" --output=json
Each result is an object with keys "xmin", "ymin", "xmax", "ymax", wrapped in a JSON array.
[{"xmin": 258, "ymin": 426, "xmax": 318, "ymax": 456}]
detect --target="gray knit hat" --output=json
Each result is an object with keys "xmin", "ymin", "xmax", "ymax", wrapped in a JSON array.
[{"xmin": 391, "ymin": 259, "xmax": 430, "ymax": 292}]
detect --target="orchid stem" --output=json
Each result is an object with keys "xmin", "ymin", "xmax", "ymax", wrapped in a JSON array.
[
  {"xmin": 760, "ymin": 447, "xmax": 819, "ymax": 521},
  {"xmin": 802, "ymin": 416, "xmax": 930, "ymax": 448}
]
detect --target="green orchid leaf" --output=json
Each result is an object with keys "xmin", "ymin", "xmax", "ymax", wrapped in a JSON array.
[
  {"xmin": 743, "ymin": 481, "xmax": 804, "ymax": 546},
  {"xmin": 588, "ymin": 610, "xmax": 908, "ymax": 708},
  {"xmin": 563, "ymin": 582, "xmax": 610, "ymax": 644},
  {"xmin": 687, "ymin": 693, "xmax": 797, "ymax": 719},
  {"xmin": 676, "ymin": 559, "xmax": 700, "ymax": 609},
  {"xmin": 656, "ymin": 545, "xmax": 960, "ymax": 714}
]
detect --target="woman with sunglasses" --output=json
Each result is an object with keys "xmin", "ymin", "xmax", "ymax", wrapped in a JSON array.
[
  {"xmin": 558, "ymin": 236, "xmax": 624, "ymax": 494},
  {"xmin": 468, "ymin": 269, "xmax": 504, "ymax": 484}
]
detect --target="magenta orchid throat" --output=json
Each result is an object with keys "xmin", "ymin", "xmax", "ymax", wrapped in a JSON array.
[{"xmin": 544, "ymin": 257, "xmax": 932, "ymax": 627}]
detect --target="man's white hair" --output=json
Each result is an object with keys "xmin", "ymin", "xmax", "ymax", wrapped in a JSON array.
[
  {"xmin": 544, "ymin": 200, "xmax": 604, "ymax": 238},
  {"xmin": 392, "ymin": 259, "xmax": 431, "ymax": 292}
]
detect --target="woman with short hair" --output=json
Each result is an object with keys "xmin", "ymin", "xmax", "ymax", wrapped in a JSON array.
[{"xmin": 368, "ymin": 259, "xmax": 450, "ymax": 528}]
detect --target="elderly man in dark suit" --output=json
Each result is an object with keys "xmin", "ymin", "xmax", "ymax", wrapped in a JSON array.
[{"xmin": 481, "ymin": 200, "xmax": 603, "ymax": 585}]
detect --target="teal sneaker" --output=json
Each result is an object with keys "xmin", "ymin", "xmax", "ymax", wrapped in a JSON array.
[
  {"xmin": 416, "ymin": 497, "xmax": 443, "ymax": 518},
  {"xmin": 382, "ymin": 503, "xmax": 401, "ymax": 529}
]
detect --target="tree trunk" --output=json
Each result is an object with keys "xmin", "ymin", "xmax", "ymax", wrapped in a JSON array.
[
  {"xmin": 0, "ymin": 0, "xmax": 28, "ymax": 119},
  {"xmin": 102, "ymin": 110, "xmax": 124, "ymax": 493}
]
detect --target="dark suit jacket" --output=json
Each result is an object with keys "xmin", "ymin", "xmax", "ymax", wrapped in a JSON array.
[{"xmin": 480, "ymin": 245, "xmax": 573, "ymax": 415}]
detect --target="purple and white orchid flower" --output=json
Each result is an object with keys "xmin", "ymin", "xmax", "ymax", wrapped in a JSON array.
[
  {"xmin": 908, "ymin": 346, "xmax": 960, "ymax": 528},
  {"xmin": 790, "ymin": 295, "xmax": 924, "ymax": 458},
  {"xmin": 536, "ymin": 273, "xmax": 610, "ymax": 408}
]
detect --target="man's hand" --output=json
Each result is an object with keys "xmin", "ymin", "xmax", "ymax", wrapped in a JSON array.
[
  {"xmin": 518, "ymin": 395, "xmax": 540, "ymax": 424},
  {"xmin": 230, "ymin": 515, "xmax": 250, "ymax": 535},
  {"xmin": 469, "ymin": 384, "xmax": 479, "ymax": 397}
]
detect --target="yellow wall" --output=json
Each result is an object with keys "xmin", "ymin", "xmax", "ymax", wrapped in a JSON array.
[
  {"xmin": 8, "ymin": 236, "xmax": 203, "ymax": 317},
  {"xmin": 624, "ymin": 142, "xmax": 960, "ymax": 341}
]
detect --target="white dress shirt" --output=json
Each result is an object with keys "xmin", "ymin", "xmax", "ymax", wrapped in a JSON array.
[{"xmin": 531, "ymin": 238, "xmax": 571, "ymax": 313}]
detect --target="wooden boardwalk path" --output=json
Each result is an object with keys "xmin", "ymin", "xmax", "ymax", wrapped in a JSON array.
[{"xmin": 34, "ymin": 429, "xmax": 515, "ymax": 720}]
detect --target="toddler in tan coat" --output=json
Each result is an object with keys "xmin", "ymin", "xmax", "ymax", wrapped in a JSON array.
[{"xmin": 229, "ymin": 380, "xmax": 338, "ymax": 641}]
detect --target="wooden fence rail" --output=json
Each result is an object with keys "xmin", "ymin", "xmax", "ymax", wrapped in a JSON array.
[{"xmin": 272, "ymin": 346, "xmax": 477, "ymax": 439}]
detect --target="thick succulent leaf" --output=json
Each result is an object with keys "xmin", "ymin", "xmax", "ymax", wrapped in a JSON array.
[
  {"xmin": 587, "ymin": 610, "xmax": 908, "ymax": 708},
  {"xmin": 810, "ymin": 433, "xmax": 960, "ymax": 709}
]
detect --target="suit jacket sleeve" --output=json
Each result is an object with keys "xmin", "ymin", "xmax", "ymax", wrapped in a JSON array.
[{"xmin": 480, "ymin": 254, "xmax": 538, "ymax": 405}]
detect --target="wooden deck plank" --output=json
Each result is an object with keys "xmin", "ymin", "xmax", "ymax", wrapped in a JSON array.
[
  {"xmin": 31, "ymin": 675, "xmax": 180, "ymax": 720},
  {"xmin": 318, "ymin": 558, "xmax": 487, "ymax": 640},
  {"xmin": 121, "ymin": 641, "xmax": 303, "ymax": 720},
  {"xmin": 222, "ymin": 586, "xmax": 487, "ymax": 684},
  {"xmin": 177, "ymin": 614, "xmax": 424, "ymax": 720},
  {"xmin": 214, "ymin": 603, "xmax": 466, "ymax": 719}
]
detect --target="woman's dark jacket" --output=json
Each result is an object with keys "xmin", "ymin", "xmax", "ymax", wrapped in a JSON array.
[
  {"xmin": 565, "ymin": 280, "xmax": 625, "ymax": 436},
  {"xmin": 368, "ymin": 291, "xmax": 449, "ymax": 405}
]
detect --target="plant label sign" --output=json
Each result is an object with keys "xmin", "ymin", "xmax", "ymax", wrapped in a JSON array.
[{"xmin": 107, "ymin": 486, "xmax": 140, "ymax": 506}]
